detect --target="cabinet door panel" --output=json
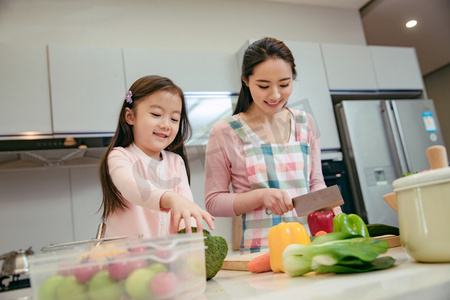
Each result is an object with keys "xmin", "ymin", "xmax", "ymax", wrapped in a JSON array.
[
  {"xmin": 123, "ymin": 48, "xmax": 240, "ymax": 92},
  {"xmin": 321, "ymin": 43, "xmax": 378, "ymax": 91},
  {"xmin": 0, "ymin": 43, "xmax": 52, "ymax": 136},
  {"xmin": 370, "ymin": 46, "xmax": 424, "ymax": 90},
  {"xmin": 48, "ymin": 45, "xmax": 126, "ymax": 134}
]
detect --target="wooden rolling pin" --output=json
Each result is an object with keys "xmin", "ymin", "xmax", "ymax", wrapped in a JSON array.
[{"xmin": 426, "ymin": 145, "xmax": 449, "ymax": 169}]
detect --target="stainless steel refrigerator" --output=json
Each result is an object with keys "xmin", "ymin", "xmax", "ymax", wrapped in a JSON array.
[{"xmin": 335, "ymin": 99, "xmax": 445, "ymax": 227}]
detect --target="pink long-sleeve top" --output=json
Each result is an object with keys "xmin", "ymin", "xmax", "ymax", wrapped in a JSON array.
[
  {"xmin": 106, "ymin": 143, "xmax": 195, "ymax": 238},
  {"xmin": 204, "ymin": 111, "xmax": 326, "ymax": 217}
]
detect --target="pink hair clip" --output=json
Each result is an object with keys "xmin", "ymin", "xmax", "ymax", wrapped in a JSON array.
[{"xmin": 125, "ymin": 91, "xmax": 133, "ymax": 104}]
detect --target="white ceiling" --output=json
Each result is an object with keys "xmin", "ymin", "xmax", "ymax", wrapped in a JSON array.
[{"xmin": 252, "ymin": 0, "xmax": 450, "ymax": 76}]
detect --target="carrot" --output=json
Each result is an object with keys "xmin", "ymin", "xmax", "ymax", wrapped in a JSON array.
[
  {"xmin": 315, "ymin": 230, "xmax": 328, "ymax": 236},
  {"xmin": 246, "ymin": 252, "xmax": 271, "ymax": 273}
]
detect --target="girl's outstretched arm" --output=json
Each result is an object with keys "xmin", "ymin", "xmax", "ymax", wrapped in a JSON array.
[{"xmin": 161, "ymin": 191, "xmax": 215, "ymax": 233}]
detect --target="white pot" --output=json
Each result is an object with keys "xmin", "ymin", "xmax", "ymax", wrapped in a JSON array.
[{"xmin": 393, "ymin": 167, "xmax": 450, "ymax": 262}]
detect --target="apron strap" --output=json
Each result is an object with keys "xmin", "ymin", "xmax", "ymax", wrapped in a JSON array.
[{"xmin": 225, "ymin": 116, "xmax": 250, "ymax": 143}]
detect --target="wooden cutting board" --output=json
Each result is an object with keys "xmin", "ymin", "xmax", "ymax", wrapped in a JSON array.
[
  {"xmin": 374, "ymin": 234, "xmax": 401, "ymax": 248},
  {"xmin": 221, "ymin": 235, "xmax": 401, "ymax": 271},
  {"xmin": 222, "ymin": 251, "xmax": 269, "ymax": 271}
]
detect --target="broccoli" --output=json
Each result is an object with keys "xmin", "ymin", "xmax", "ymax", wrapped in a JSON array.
[{"xmin": 178, "ymin": 227, "xmax": 228, "ymax": 280}]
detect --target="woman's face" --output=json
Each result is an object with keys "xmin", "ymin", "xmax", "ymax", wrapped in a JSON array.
[
  {"xmin": 125, "ymin": 90, "xmax": 182, "ymax": 159},
  {"xmin": 244, "ymin": 58, "xmax": 293, "ymax": 115}
]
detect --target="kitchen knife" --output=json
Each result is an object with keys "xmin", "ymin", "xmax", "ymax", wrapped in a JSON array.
[{"xmin": 292, "ymin": 185, "xmax": 344, "ymax": 217}]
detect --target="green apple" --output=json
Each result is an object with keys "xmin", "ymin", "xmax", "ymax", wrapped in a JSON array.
[
  {"xmin": 148, "ymin": 262, "xmax": 168, "ymax": 274},
  {"xmin": 56, "ymin": 275, "xmax": 89, "ymax": 300},
  {"xmin": 125, "ymin": 268, "xmax": 156, "ymax": 299},
  {"xmin": 38, "ymin": 275, "xmax": 65, "ymax": 300},
  {"xmin": 186, "ymin": 255, "xmax": 204, "ymax": 276},
  {"xmin": 88, "ymin": 270, "xmax": 124, "ymax": 300}
]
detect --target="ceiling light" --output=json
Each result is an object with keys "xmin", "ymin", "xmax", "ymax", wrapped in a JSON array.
[{"xmin": 406, "ymin": 20, "xmax": 417, "ymax": 28}]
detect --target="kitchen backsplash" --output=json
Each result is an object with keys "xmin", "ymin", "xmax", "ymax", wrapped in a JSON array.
[{"xmin": 0, "ymin": 149, "xmax": 232, "ymax": 255}]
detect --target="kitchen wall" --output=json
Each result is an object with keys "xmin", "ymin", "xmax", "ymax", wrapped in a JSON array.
[
  {"xmin": 0, "ymin": 0, "xmax": 366, "ymax": 253},
  {"xmin": 424, "ymin": 63, "xmax": 450, "ymax": 150}
]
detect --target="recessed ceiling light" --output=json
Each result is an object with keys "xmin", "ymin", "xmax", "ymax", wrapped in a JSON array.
[{"xmin": 406, "ymin": 20, "xmax": 417, "ymax": 28}]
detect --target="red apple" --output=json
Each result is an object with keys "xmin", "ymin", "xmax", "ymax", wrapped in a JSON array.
[
  {"xmin": 150, "ymin": 272, "xmax": 177, "ymax": 297},
  {"xmin": 56, "ymin": 262, "xmax": 76, "ymax": 276},
  {"xmin": 74, "ymin": 260, "xmax": 101, "ymax": 283},
  {"xmin": 108, "ymin": 253, "xmax": 148, "ymax": 280}
]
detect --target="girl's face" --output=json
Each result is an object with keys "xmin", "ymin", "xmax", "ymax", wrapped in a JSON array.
[
  {"xmin": 125, "ymin": 90, "xmax": 182, "ymax": 159},
  {"xmin": 244, "ymin": 58, "xmax": 293, "ymax": 115}
]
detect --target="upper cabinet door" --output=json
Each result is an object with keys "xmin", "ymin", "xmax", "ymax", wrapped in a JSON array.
[
  {"xmin": 48, "ymin": 45, "xmax": 126, "ymax": 135},
  {"xmin": 321, "ymin": 43, "xmax": 378, "ymax": 91},
  {"xmin": 123, "ymin": 48, "xmax": 240, "ymax": 92},
  {"xmin": 285, "ymin": 41, "xmax": 341, "ymax": 151},
  {"xmin": 0, "ymin": 43, "xmax": 52, "ymax": 136},
  {"xmin": 369, "ymin": 46, "xmax": 424, "ymax": 90}
]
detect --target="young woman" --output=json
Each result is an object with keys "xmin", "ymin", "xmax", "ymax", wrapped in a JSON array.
[
  {"xmin": 204, "ymin": 37, "xmax": 341, "ymax": 252},
  {"xmin": 100, "ymin": 75, "xmax": 214, "ymax": 239}
]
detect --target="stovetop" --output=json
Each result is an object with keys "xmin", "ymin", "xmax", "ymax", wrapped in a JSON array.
[{"xmin": 0, "ymin": 274, "xmax": 31, "ymax": 293}]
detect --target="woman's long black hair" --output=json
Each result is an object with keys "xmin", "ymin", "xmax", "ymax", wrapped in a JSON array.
[
  {"xmin": 99, "ymin": 75, "xmax": 192, "ymax": 220},
  {"xmin": 234, "ymin": 37, "xmax": 297, "ymax": 115}
]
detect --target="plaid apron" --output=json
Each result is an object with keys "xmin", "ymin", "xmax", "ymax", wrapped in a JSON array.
[{"xmin": 226, "ymin": 108, "xmax": 311, "ymax": 253}]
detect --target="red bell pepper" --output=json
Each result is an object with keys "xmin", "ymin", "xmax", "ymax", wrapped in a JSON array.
[{"xmin": 307, "ymin": 211, "xmax": 334, "ymax": 236}]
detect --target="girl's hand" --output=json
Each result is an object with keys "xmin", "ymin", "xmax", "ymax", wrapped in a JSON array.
[
  {"xmin": 260, "ymin": 188, "xmax": 293, "ymax": 215},
  {"xmin": 161, "ymin": 192, "xmax": 215, "ymax": 233}
]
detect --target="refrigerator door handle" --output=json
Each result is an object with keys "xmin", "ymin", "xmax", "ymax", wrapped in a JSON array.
[{"xmin": 381, "ymin": 100, "xmax": 409, "ymax": 177}]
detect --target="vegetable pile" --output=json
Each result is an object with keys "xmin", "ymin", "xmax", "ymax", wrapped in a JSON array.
[
  {"xmin": 248, "ymin": 213, "xmax": 397, "ymax": 276},
  {"xmin": 283, "ymin": 232, "xmax": 395, "ymax": 276}
]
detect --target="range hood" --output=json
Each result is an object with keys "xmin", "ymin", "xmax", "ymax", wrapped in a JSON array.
[
  {"xmin": 0, "ymin": 136, "xmax": 111, "ymax": 170},
  {"xmin": 330, "ymin": 89, "xmax": 424, "ymax": 103}
]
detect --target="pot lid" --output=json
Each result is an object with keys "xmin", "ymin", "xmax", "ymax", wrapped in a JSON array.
[{"xmin": 393, "ymin": 167, "xmax": 450, "ymax": 192}]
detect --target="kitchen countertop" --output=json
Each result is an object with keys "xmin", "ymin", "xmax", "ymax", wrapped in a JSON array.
[
  {"xmin": 2, "ymin": 247, "xmax": 448, "ymax": 300},
  {"xmin": 203, "ymin": 246, "xmax": 450, "ymax": 300}
]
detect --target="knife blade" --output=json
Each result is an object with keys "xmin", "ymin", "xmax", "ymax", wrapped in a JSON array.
[{"xmin": 292, "ymin": 185, "xmax": 344, "ymax": 217}]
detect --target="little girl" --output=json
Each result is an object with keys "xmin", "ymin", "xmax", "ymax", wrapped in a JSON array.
[{"xmin": 99, "ymin": 75, "xmax": 215, "ymax": 238}]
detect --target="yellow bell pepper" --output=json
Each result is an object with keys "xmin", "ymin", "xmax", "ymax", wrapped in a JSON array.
[{"xmin": 268, "ymin": 222, "xmax": 311, "ymax": 273}]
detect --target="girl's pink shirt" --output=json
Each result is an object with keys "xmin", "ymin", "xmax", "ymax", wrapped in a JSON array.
[
  {"xmin": 204, "ymin": 112, "xmax": 327, "ymax": 217},
  {"xmin": 106, "ymin": 143, "xmax": 196, "ymax": 238}
]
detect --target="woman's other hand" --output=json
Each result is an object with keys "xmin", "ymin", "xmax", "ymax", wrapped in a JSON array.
[
  {"xmin": 161, "ymin": 191, "xmax": 215, "ymax": 233},
  {"xmin": 331, "ymin": 205, "xmax": 343, "ymax": 216}
]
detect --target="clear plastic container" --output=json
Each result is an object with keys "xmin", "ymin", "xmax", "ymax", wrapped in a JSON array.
[{"xmin": 29, "ymin": 233, "xmax": 206, "ymax": 300}]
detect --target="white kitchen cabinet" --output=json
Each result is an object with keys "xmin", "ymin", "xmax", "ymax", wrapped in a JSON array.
[
  {"xmin": 236, "ymin": 40, "xmax": 341, "ymax": 150},
  {"xmin": 321, "ymin": 43, "xmax": 425, "ymax": 92},
  {"xmin": 48, "ymin": 45, "xmax": 126, "ymax": 135},
  {"xmin": 285, "ymin": 41, "xmax": 341, "ymax": 150},
  {"xmin": 369, "ymin": 45, "xmax": 424, "ymax": 90},
  {"xmin": 123, "ymin": 48, "xmax": 240, "ymax": 92},
  {"xmin": 320, "ymin": 43, "xmax": 378, "ymax": 91},
  {"xmin": 0, "ymin": 43, "xmax": 52, "ymax": 136}
]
